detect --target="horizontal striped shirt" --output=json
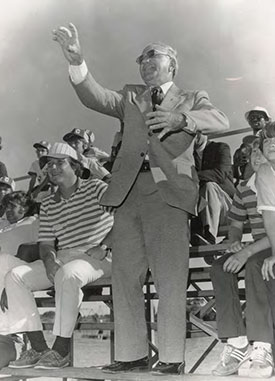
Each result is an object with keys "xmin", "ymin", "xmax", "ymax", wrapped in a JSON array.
[
  {"xmin": 38, "ymin": 178, "xmax": 113, "ymax": 250},
  {"xmin": 228, "ymin": 176, "xmax": 266, "ymax": 241},
  {"xmin": 257, "ymin": 162, "xmax": 275, "ymax": 212}
]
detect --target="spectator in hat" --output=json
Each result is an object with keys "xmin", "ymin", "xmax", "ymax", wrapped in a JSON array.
[
  {"xmin": 27, "ymin": 141, "xmax": 52, "ymax": 203},
  {"xmin": 63, "ymin": 128, "xmax": 111, "ymax": 182},
  {"xmin": 1, "ymin": 142, "xmax": 113, "ymax": 369},
  {"xmin": 0, "ymin": 176, "xmax": 15, "ymax": 221},
  {"xmin": 0, "ymin": 137, "xmax": 8, "ymax": 178},
  {"xmin": 233, "ymin": 107, "xmax": 271, "ymax": 185},
  {"xmin": 53, "ymin": 23, "xmax": 229, "ymax": 375}
]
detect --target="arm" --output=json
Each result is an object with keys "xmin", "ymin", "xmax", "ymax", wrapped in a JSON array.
[
  {"xmin": 39, "ymin": 241, "xmax": 61, "ymax": 284},
  {"xmin": 27, "ymin": 173, "xmax": 37, "ymax": 194},
  {"xmin": 53, "ymin": 23, "xmax": 125, "ymax": 120}
]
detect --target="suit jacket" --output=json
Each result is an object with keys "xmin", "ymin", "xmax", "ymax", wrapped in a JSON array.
[{"xmin": 73, "ymin": 75, "xmax": 229, "ymax": 214}]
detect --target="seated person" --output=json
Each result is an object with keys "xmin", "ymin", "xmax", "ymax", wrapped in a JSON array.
[
  {"xmin": 0, "ymin": 176, "xmax": 15, "ymax": 221},
  {"xmin": 63, "ymin": 127, "xmax": 111, "ymax": 182},
  {"xmin": 233, "ymin": 107, "xmax": 271, "ymax": 185},
  {"xmin": 1, "ymin": 143, "xmax": 113, "ymax": 369},
  {"xmin": 0, "ymin": 191, "xmax": 39, "ymax": 255},
  {"xmin": 27, "ymin": 140, "xmax": 52, "ymax": 203},
  {"xmin": 211, "ymin": 139, "xmax": 274, "ymax": 379},
  {"xmin": 233, "ymin": 135, "xmax": 260, "ymax": 185},
  {"xmin": 192, "ymin": 140, "xmax": 235, "ymax": 244},
  {"xmin": 256, "ymin": 121, "xmax": 275, "ymax": 354}
]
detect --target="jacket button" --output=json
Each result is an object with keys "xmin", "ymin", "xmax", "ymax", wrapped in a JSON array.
[
  {"xmin": 148, "ymin": 131, "xmax": 153, "ymax": 137},
  {"xmin": 140, "ymin": 152, "xmax": 145, "ymax": 157}
]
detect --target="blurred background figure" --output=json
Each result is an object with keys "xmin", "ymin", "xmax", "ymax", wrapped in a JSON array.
[
  {"xmin": 63, "ymin": 127, "xmax": 111, "ymax": 182},
  {"xmin": 27, "ymin": 140, "xmax": 52, "ymax": 203},
  {"xmin": 0, "ymin": 177, "xmax": 16, "ymax": 220},
  {"xmin": 0, "ymin": 137, "xmax": 8, "ymax": 178}
]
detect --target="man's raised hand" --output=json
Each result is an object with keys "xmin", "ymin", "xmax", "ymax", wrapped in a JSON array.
[{"xmin": 52, "ymin": 23, "xmax": 83, "ymax": 65}]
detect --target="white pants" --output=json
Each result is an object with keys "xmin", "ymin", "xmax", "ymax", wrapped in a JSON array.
[
  {"xmin": 0, "ymin": 248, "xmax": 111, "ymax": 337},
  {"xmin": 199, "ymin": 182, "xmax": 232, "ymax": 238}
]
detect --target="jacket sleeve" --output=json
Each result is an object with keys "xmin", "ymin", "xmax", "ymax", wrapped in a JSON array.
[
  {"xmin": 72, "ymin": 72, "xmax": 126, "ymax": 121},
  {"xmin": 184, "ymin": 90, "xmax": 229, "ymax": 134}
]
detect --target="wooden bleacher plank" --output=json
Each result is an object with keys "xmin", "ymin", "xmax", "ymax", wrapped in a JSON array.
[{"xmin": 0, "ymin": 366, "xmax": 270, "ymax": 381}]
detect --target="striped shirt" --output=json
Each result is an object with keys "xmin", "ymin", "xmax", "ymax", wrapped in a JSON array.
[
  {"xmin": 38, "ymin": 178, "xmax": 113, "ymax": 250},
  {"xmin": 228, "ymin": 176, "xmax": 266, "ymax": 241},
  {"xmin": 257, "ymin": 162, "xmax": 275, "ymax": 212}
]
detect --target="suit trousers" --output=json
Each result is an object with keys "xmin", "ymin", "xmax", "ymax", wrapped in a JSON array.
[
  {"xmin": 1, "ymin": 248, "xmax": 111, "ymax": 337},
  {"xmin": 112, "ymin": 171, "xmax": 190, "ymax": 363},
  {"xmin": 211, "ymin": 249, "xmax": 273, "ymax": 342}
]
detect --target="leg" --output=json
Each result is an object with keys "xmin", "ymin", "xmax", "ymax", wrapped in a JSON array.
[
  {"xmin": 4, "ymin": 259, "xmax": 52, "ymax": 333},
  {"xmin": 53, "ymin": 255, "xmax": 111, "ymax": 337},
  {"xmin": 245, "ymin": 249, "xmax": 273, "ymax": 343},
  {"xmin": 141, "ymin": 192, "xmax": 189, "ymax": 363},
  {"xmin": 210, "ymin": 253, "xmax": 246, "ymax": 339},
  {"xmin": 199, "ymin": 182, "xmax": 232, "ymax": 241},
  {"xmin": 111, "ymin": 183, "xmax": 149, "ymax": 362}
]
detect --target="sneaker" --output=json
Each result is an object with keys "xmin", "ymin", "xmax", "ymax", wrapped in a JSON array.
[
  {"xmin": 9, "ymin": 348, "xmax": 48, "ymax": 368},
  {"xmin": 212, "ymin": 343, "xmax": 250, "ymax": 376},
  {"xmin": 151, "ymin": 361, "xmax": 185, "ymax": 375},
  {"xmin": 34, "ymin": 350, "xmax": 70, "ymax": 369},
  {"xmin": 238, "ymin": 346, "xmax": 274, "ymax": 378},
  {"xmin": 102, "ymin": 357, "xmax": 149, "ymax": 373}
]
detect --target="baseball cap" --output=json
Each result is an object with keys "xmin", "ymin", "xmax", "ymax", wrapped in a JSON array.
[
  {"xmin": 63, "ymin": 128, "xmax": 90, "ymax": 144},
  {"xmin": 245, "ymin": 107, "xmax": 270, "ymax": 121},
  {"xmin": 0, "ymin": 176, "xmax": 15, "ymax": 191},
  {"xmin": 136, "ymin": 42, "xmax": 178, "ymax": 70},
  {"xmin": 39, "ymin": 142, "xmax": 90, "ymax": 179},
  {"xmin": 33, "ymin": 140, "xmax": 51, "ymax": 151}
]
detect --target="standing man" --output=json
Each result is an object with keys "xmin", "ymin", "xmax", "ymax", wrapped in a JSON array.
[{"xmin": 53, "ymin": 23, "xmax": 229, "ymax": 375}]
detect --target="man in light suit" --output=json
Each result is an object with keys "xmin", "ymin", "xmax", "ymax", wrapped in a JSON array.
[{"xmin": 53, "ymin": 23, "xmax": 229, "ymax": 375}]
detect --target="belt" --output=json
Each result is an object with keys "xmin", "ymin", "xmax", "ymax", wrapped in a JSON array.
[{"xmin": 140, "ymin": 161, "xmax": 151, "ymax": 172}]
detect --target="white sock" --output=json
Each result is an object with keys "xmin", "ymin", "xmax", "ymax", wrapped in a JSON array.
[
  {"xmin": 253, "ymin": 342, "xmax": 272, "ymax": 352},
  {"xmin": 227, "ymin": 336, "xmax": 249, "ymax": 349}
]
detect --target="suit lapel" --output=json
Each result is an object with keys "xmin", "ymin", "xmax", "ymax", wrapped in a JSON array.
[
  {"xmin": 161, "ymin": 84, "xmax": 185, "ymax": 110},
  {"xmin": 134, "ymin": 83, "xmax": 187, "ymax": 122}
]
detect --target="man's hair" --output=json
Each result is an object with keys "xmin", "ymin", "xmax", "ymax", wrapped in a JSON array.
[
  {"xmin": 2, "ymin": 191, "xmax": 37, "ymax": 217},
  {"xmin": 259, "ymin": 121, "xmax": 275, "ymax": 152},
  {"xmin": 166, "ymin": 56, "xmax": 178, "ymax": 78}
]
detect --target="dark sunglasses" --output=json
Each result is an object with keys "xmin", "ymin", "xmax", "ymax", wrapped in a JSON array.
[{"xmin": 136, "ymin": 49, "xmax": 170, "ymax": 65}]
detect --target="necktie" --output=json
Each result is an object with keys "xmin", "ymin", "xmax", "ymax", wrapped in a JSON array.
[{"xmin": 151, "ymin": 86, "xmax": 164, "ymax": 111}]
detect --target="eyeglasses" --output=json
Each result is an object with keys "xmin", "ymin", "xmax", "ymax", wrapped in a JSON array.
[
  {"xmin": 136, "ymin": 49, "xmax": 170, "ymax": 65},
  {"xmin": 47, "ymin": 158, "xmax": 68, "ymax": 169}
]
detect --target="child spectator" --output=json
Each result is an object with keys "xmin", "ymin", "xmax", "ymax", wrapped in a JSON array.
[
  {"xmin": 28, "ymin": 141, "xmax": 52, "ymax": 203},
  {"xmin": 0, "ymin": 177, "xmax": 16, "ymax": 221},
  {"xmin": 63, "ymin": 128, "xmax": 111, "ymax": 182},
  {"xmin": 0, "ymin": 191, "xmax": 39, "ymax": 255},
  {"xmin": 211, "ymin": 139, "xmax": 274, "ymax": 378}
]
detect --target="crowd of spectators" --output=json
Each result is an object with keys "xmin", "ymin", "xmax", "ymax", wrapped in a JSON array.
[{"xmin": 1, "ymin": 23, "xmax": 275, "ymax": 379}]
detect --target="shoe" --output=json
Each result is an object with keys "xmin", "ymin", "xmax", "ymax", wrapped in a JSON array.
[
  {"xmin": 212, "ymin": 343, "xmax": 251, "ymax": 376},
  {"xmin": 151, "ymin": 361, "xmax": 185, "ymax": 375},
  {"xmin": 102, "ymin": 356, "xmax": 149, "ymax": 373},
  {"xmin": 238, "ymin": 346, "xmax": 274, "ymax": 378},
  {"xmin": 9, "ymin": 348, "xmax": 48, "ymax": 368},
  {"xmin": 34, "ymin": 350, "xmax": 70, "ymax": 369}
]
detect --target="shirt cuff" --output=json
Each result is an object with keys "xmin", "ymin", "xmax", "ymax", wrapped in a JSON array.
[{"xmin": 69, "ymin": 60, "xmax": 88, "ymax": 85}]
